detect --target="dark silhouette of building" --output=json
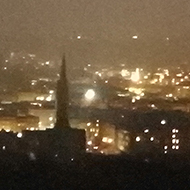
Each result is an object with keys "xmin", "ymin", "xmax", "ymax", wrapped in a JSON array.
[
  {"xmin": 55, "ymin": 54, "xmax": 70, "ymax": 129},
  {"xmin": 0, "ymin": 55, "xmax": 86, "ymax": 160},
  {"xmin": 26, "ymin": 54, "xmax": 86, "ymax": 159}
]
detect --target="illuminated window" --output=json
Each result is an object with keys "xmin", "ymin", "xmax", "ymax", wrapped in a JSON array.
[
  {"xmin": 161, "ymin": 120, "xmax": 166, "ymax": 125},
  {"xmin": 172, "ymin": 129, "xmax": 176, "ymax": 133},
  {"xmin": 172, "ymin": 134, "xmax": 176, "ymax": 138},
  {"xmin": 164, "ymin": 146, "xmax": 168, "ymax": 150},
  {"xmin": 49, "ymin": 117, "xmax": 53, "ymax": 121},
  {"xmin": 144, "ymin": 129, "xmax": 149, "ymax": 133},
  {"xmin": 132, "ymin": 98, "xmax": 136, "ymax": 103},
  {"xmin": 46, "ymin": 96, "xmax": 52, "ymax": 101},
  {"xmin": 176, "ymin": 139, "xmax": 179, "ymax": 144},
  {"xmin": 102, "ymin": 137, "xmax": 108, "ymax": 143},
  {"xmin": 136, "ymin": 136, "xmax": 141, "ymax": 142},
  {"xmin": 172, "ymin": 139, "xmax": 176, "ymax": 144},
  {"xmin": 87, "ymin": 122, "xmax": 91, "ymax": 126},
  {"xmin": 107, "ymin": 138, "xmax": 113, "ymax": 143}
]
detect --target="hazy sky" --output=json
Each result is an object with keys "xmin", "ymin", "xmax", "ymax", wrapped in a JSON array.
[{"xmin": 0, "ymin": 0, "xmax": 190, "ymax": 67}]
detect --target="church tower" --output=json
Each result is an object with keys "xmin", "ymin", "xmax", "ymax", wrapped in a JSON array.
[
  {"xmin": 55, "ymin": 55, "xmax": 70, "ymax": 129},
  {"xmin": 18, "ymin": 54, "xmax": 86, "ymax": 160},
  {"xmin": 53, "ymin": 54, "xmax": 86, "ymax": 157}
]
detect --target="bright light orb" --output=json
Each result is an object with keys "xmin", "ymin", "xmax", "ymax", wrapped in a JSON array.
[
  {"xmin": 85, "ymin": 89, "xmax": 95, "ymax": 100},
  {"xmin": 136, "ymin": 136, "xmax": 141, "ymax": 142}
]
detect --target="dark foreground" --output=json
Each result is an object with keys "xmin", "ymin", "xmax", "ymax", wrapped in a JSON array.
[{"xmin": 0, "ymin": 153, "xmax": 190, "ymax": 190}]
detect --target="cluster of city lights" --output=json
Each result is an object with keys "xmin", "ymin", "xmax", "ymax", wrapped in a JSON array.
[
  {"xmin": 102, "ymin": 137, "xmax": 113, "ymax": 143},
  {"xmin": 171, "ymin": 128, "xmax": 179, "ymax": 150},
  {"xmin": 163, "ymin": 128, "xmax": 179, "ymax": 154},
  {"xmin": 86, "ymin": 119, "xmax": 100, "ymax": 152},
  {"xmin": 36, "ymin": 95, "xmax": 53, "ymax": 102}
]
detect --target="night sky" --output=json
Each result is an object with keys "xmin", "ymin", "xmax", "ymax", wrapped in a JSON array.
[{"xmin": 0, "ymin": 0, "xmax": 190, "ymax": 67}]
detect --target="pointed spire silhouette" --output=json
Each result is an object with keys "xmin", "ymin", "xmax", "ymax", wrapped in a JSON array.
[{"xmin": 55, "ymin": 54, "xmax": 70, "ymax": 129}]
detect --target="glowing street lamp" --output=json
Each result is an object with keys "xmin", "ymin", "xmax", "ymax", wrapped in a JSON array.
[{"xmin": 85, "ymin": 89, "xmax": 95, "ymax": 100}]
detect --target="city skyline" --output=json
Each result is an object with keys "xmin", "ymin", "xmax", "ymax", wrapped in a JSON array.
[{"xmin": 0, "ymin": 1, "xmax": 189, "ymax": 189}]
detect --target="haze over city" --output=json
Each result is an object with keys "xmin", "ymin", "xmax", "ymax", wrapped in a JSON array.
[{"xmin": 0, "ymin": 0, "xmax": 190, "ymax": 67}]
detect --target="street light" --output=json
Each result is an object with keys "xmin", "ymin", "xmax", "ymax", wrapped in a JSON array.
[{"xmin": 85, "ymin": 89, "xmax": 95, "ymax": 100}]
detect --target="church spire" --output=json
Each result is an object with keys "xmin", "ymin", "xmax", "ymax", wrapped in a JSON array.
[{"xmin": 55, "ymin": 54, "xmax": 70, "ymax": 129}]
